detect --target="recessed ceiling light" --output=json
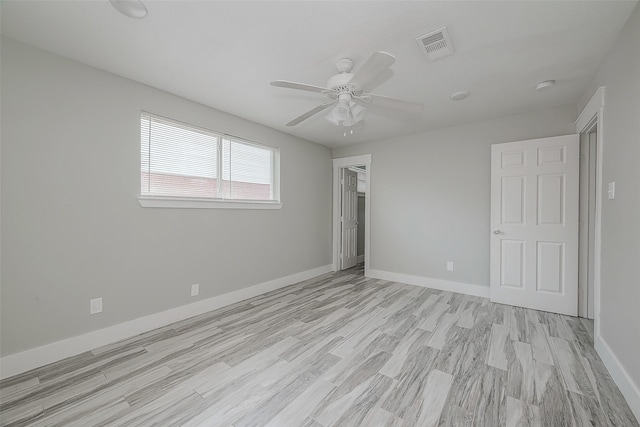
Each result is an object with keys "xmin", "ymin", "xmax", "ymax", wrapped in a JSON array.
[
  {"xmin": 536, "ymin": 80, "xmax": 555, "ymax": 91},
  {"xmin": 110, "ymin": 0, "xmax": 148, "ymax": 19},
  {"xmin": 450, "ymin": 91, "xmax": 470, "ymax": 101}
]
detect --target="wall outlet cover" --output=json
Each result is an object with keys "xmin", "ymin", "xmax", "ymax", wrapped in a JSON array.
[
  {"xmin": 447, "ymin": 262, "xmax": 454, "ymax": 271},
  {"xmin": 90, "ymin": 297, "xmax": 103, "ymax": 315},
  {"xmin": 191, "ymin": 284, "xmax": 200, "ymax": 297}
]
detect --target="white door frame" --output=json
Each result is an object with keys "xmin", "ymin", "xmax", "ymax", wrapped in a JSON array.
[
  {"xmin": 575, "ymin": 86, "xmax": 605, "ymax": 335},
  {"xmin": 332, "ymin": 154, "xmax": 372, "ymax": 275},
  {"xmin": 578, "ymin": 131, "xmax": 597, "ymax": 319}
]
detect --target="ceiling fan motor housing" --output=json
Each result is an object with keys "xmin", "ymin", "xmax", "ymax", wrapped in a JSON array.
[
  {"xmin": 327, "ymin": 73, "xmax": 362, "ymax": 97},
  {"xmin": 335, "ymin": 58, "xmax": 354, "ymax": 73}
]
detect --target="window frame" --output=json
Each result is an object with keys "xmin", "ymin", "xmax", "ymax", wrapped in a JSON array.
[{"xmin": 137, "ymin": 112, "xmax": 282, "ymax": 210}]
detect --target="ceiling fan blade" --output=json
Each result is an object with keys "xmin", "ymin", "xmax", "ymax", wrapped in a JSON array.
[
  {"xmin": 271, "ymin": 80, "xmax": 332, "ymax": 94},
  {"xmin": 349, "ymin": 51, "xmax": 396, "ymax": 90},
  {"xmin": 362, "ymin": 93, "xmax": 424, "ymax": 114},
  {"xmin": 286, "ymin": 101, "xmax": 336, "ymax": 126}
]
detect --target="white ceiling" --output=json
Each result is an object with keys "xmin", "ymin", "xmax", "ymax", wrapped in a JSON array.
[{"xmin": 1, "ymin": 1, "xmax": 636, "ymax": 148}]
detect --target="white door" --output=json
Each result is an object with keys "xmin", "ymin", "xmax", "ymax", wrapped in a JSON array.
[
  {"xmin": 341, "ymin": 168, "xmax": 358, "ymax": 270},
  {"xmin": 490, "ymin": 135, "xmax": 579, "ymax": 316}
]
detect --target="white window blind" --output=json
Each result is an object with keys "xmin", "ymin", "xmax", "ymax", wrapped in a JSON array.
[{"xmin": 141, "ymin": 113, "xmax": 278, "ymax": 202}]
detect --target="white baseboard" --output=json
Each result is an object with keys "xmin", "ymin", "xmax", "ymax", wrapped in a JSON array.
[
  {"xmin": 367, "ymin": 269, "xmax": 490, "ymax": 298},
  {"xmin": 595, "ymin": 334, "xmax": 640, "ymax": 423},
  {"xmin": 357, "ymin": 254, "xmax": 364, "ymax": 263},
  {"xmin": 0, "ymin": 264, "xmax": 332, "ymax": 380}
]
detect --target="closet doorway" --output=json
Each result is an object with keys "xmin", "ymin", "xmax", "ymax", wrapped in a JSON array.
[{"xmin": 332, "ymin": 155, "xmax": 371, "ymax": 274}]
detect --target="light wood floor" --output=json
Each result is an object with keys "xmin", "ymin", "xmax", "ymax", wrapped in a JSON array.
[{"xmin": 1, "ymin": 265, "xmax": 637, "ymax": 426}]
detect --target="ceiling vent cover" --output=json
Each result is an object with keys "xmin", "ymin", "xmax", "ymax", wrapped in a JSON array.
[{"xmin": 416, "ymin": 27, "xmax": 453, "ymax": 60}]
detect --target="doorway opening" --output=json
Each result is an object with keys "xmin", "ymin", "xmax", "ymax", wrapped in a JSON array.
[
  {"xmin": 332, "ymin": 154, "xmax": 371, "ymax": 275},
  {"xmin": 578, "ymin": 122, "xmax": 598, "ymax": 321},
  {"xmin": 575, "ymin": 86, "xmax": 605, "ymax": 341}
]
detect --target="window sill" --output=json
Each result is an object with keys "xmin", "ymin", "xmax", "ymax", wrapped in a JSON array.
[{"xmin": 138, "ymin": 196, "xmax": 283, "ymax": 210}]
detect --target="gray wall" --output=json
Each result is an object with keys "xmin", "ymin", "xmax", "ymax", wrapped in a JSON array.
[
  {"xmin": 0, "ymin": 38, "xmax": 332, "ymax": 356},
  {"xmin": 332, "ymin": 105, "xmax": 577, "ymax": 287},
  {"xmin": 578, "ymin": 3, "xmax": 640, "ymax": 391}
]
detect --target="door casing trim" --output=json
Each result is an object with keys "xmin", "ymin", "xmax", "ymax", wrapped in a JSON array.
[
  {"xmin": 576, "ymin": 87, "xmax": 604, "ymax": 335},
  {"xmin": 332, "ymin": 154, "xmax": 372, "ymax": 275}
]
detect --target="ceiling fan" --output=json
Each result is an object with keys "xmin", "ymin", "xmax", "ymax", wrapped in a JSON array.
[{"xmin": 271, "ymin": 51, "xmax": 424, "ymax": 128}]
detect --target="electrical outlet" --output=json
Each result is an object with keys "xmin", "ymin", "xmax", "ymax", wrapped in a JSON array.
[
  {"xmin": 191, "ymin": 284, "xmax": 200, "ymax": 297},
  {"xmin": 447, "ymin": 262, "xmax": 454, "ymax": 271},
  {"xmin": 90, "ymin": 297, "xmax": 103, "ymax": 314}
]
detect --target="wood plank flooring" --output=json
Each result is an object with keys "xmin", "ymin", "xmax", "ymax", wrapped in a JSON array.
[{"xmin": 1, "ymin": 265, "xmax": 637, "ymax": 426}]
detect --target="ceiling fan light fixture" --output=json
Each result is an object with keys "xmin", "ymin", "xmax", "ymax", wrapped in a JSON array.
[
  {"xmin": 326, "ymin": 114, "xmax": 340, "ymax": 126},
  {"xmin": 349, "ymin": 101, "xmax": 366, "ymax": 123},
  {"xmin": 335, "ymin": 101, "xmax": 350, "ymax": 121},
  {"xmin": 109, "ymin": 0, "xmax": 148, "ymax": 19},
  {"xmin": 326, "ymin": 101, "xmax": 350, "ymax": 125},
  {"xmin": 328, "ymin": 102, "xmax": 366, "ymax": 128}
]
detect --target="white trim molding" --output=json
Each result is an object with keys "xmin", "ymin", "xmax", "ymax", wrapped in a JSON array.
[
  {"xmin": 0, "ymin": 264, "xmax": 332, "ymax": 379},
  {"xmin": 367, "ymin": 269, "xmax": 490, "ymax": 298},
  {"xmin": 576, "ymin": 86, "xmax": 605, "ymax": 132},
  {"xmin": 595, "ymin": 335, "xmax": 640, "ymax": 422},
  {"xmin": 332, "ymin": 154, "xmax": 372, "ymax": 276},
  {"xmin": 138, "ymin": 196, "xmax": 283, "ymax": 209},
  {"xmin": 575, "ymin": 87, "xmax": 604, "ymax": 340}
]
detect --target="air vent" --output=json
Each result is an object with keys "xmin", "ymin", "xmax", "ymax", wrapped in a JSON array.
[{"xmin": 416, "ymin": 27, "xmax": 454, "ymax": 60}]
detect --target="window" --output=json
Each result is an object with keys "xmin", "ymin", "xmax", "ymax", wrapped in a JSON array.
[{"xmin": 139, "ymin": 113, "xmax": 280, "ymax": 208}]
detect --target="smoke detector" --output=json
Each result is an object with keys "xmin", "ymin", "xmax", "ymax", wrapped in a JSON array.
[
  {"xmin": 416, "ymin": 27, "xmax": 454, "ymax": 60},
  {"xmin": 450, "ymin": 91, "xmax": 469, "ymax": 101}
]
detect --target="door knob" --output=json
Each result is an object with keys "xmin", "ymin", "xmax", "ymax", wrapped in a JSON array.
[{"xmin": 492, "ymin": 229, "xmax": 501, "ymax": 235}]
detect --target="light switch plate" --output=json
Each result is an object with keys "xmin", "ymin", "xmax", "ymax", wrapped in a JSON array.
[{"xmin": 608, "ymin": 181, "xmax": 615, "ymax": 199}]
